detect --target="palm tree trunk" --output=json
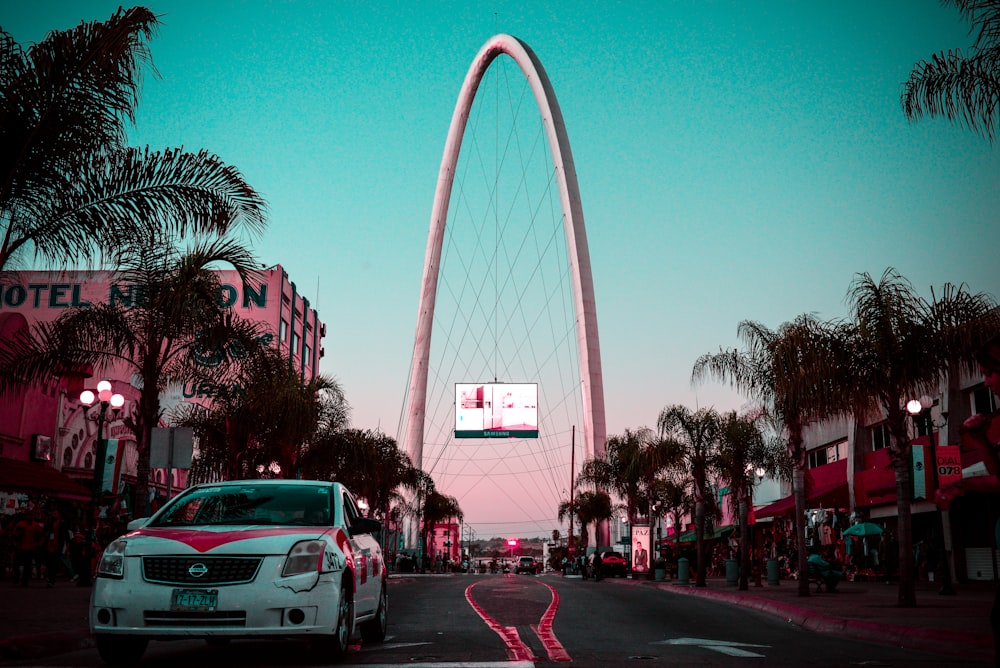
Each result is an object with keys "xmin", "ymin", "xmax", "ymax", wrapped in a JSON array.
[
  {"xmin": 134, "ymin": 386, "xmax": 160, "ymax": 518},
  {"xmin": 793, "ymin": 466, "xmax": 810, "ymax": 597},
  {"xmin": 694, "ymin": 497, "xmax": 707, "ymax": 587},
  {"xmin": 738, "ymin": 491, "xmax": 750, "ymax": 590},
  {"xmin": 893, "ymin": 448, "xmax": 917, "ymax": 607},
  {"xmin": 788, "ymin": 422, "xmax": 810, "ymax": 597}
]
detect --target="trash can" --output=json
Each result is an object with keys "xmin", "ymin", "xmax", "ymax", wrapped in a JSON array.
[
  {"xmin": 654, "ymin": 561, "xmax": 667, "ymax": 582},
  {"xmin": 725, "ymin": 559, "xmax": 738, "ymax": 586},
  {"xmin": 677, "ymin": 557, "xmax": 690, "ymax": 585},
  {"xmin": 767, "ymin": 559, "xmax": 780, "ymax": 586}
]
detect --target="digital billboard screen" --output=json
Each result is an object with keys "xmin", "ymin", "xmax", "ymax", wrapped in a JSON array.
[{"xmin": 454, "ymin": 382, "xmax": 538, "ymax": 438}]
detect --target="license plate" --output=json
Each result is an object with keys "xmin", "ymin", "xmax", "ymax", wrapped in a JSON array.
[{"xmin": 171, "ymin": 588, "xmax": 218, "ymax": 611}]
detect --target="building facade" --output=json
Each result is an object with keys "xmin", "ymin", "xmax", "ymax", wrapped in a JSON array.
[
  {"xmin": 751, "ymin": 368, "xmax": 999, "ymax": 582},
  {"xmin": 0, "ymin": 265, "xmax": 325, "ymax": 515}
]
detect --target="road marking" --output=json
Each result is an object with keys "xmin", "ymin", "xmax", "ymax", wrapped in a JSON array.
[
  {"xmin": 653, "ymin": 637, "xmax": 770, "ymax": 658},
  {"xmin": 358, "ymin": 641, "xmax": 433, "ymax": 652},
  {"xmin": 352, "ymin": 663, "xmax": 535, "ymax": 667},
  {"xmin": 464, "ymin": 582, "xmax": 537, "ymax": 661}
]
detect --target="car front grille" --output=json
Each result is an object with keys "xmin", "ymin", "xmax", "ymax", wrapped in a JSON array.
[
  {"xmin": 142, "ymin": 556, "xmax": 263, "ymax": 585},
  {"xmin": 144, "ymin": 610, "xmax": 247, "ymax": 627}
]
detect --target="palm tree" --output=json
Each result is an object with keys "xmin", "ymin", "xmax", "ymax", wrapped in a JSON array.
[
  {"xmin": 646, "ymin": 475, "xmax": 692, "ymax": 555},
  {"xmin": 577, "ymin": 427, "xmax": 666, "ymax": 525},
  {"xmin": 902, "ymin": 0, "xmax": 1000, "ymax": 143},
  {"xmin": 692, "ymin": 315, "xmax": 840, "ymax": 596},
  {"xmin": 656, "ymin": 405, "xmax": 721, "ymax": 588},
  {"xmin": 300, "ymin": 428, "xmax": 419, "ymax": 524},
  {"xmin": 557, "ymin": 489, "xmax": 613, "ymax": 553},
  {"xmin": 834, "ymin": 268, "xmax": 999, "ymax": 607},
  {"xmin": 0, "ymin": 8, "xmax": 267, "ymax": 271},
  {"xmin": 712, "ymin": 410, "xmax": 785, "ymax": 590},
  {"xmin": 0, "ymin": 232, "xmax": 264, "ymax": 517},
  {"xmin": 181, "ymin": 346, "xmax": 347, "ymax": 482}
]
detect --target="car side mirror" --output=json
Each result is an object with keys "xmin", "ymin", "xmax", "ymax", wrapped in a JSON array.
[
  {"xmin": 352, "ymin": 517, "xmax": 382, "ymax": 536},
  {"xmin": 127, "ymin": 517, "xmax": 149, "ymax": 531}
]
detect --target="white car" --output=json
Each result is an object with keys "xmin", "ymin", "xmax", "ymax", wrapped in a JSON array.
[{"xmin": 90, "ymin": 479, "xmax": 387, "ymax": 665}]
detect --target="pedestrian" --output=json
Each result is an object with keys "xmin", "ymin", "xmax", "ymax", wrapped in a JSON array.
[
  {"xmin": 807, "ymin": 546, "xmax": 842, "ymax": 592},
  {"xmin": 42, "ymin": 509, "xmax": 65, "ymax": 586},
  {"xmin": 69, "ymin": 526, "xmax": 94, "ymax": 587},
  {"xmin": 11, "ymin": 510, "xmax": 43, "ymax": 586},
  {"xmin": 593, "ymin": 551, "xmax": 603, "ymax": 581}
]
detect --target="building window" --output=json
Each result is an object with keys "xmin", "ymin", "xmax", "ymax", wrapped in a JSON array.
[
  {"xmin": 303, "ymin": 343, "xmax": 311, "ymax": 362},
  {"xmin": 808, "ymin": 448, "xmax": 828, "ymax": 469},
  {"xmin": 291, "ymin": 332, "xmax": 299, "ymax": 354},
  {"xmin": 871, "ymin": 422, "xmax": 890, "ymax": 451},
  {"xmin": 972, "ymin": 385, "xmax": 997, "ymax": 416},
  {"xmin": 280, "ymin": 320, "xmax": 288, "ymax": 343}
]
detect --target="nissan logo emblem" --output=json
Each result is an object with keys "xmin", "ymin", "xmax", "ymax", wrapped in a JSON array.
[{"xmin": 188, "ymin": 563, "xmax": 209, "ymax": 578}]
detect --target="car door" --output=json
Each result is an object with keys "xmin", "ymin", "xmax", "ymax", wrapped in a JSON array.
[{"xmin": 342, "ymin": 491, "xmax": 378, "ymax": 615}]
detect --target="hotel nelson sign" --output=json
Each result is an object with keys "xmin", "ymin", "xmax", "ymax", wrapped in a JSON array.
[
  {"xmin": 0, "ymin": 277, "xmax": 268, "ymax": 312},
  {"xmin": 0, "ymin": 272, "xmax": 273, "ymax": 399}
]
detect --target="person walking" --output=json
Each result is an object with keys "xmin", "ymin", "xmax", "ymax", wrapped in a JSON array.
[
  {"xmin": 593, "ymin": 551, "xmax": 603, "ymax": 582},
  {"xmin": 11, "ymin": 510, "xmax": 43, "ymax": 586},
  {"xmin": 42, "ymin": 509, "xmax": 65, "ymax": 587}
]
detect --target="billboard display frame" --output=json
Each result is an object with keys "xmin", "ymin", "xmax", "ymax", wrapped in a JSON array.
[{"xmin": 454, "ymin": 382, "xmax": 539, "ymax": 438}]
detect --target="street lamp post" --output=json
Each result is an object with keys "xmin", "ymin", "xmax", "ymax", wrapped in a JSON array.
[
  {"xmin": 906, "ymin": 397, "xmax": 955, "ymax": 596},
  {"xmin": 749, "ymin": 465, "xmax": 765, "ymax": 587},
  {"xmin": 80, "ymin": 380, "xmax": 125, "ymax": 523}
]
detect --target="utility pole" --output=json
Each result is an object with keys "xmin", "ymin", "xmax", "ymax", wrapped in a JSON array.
[{"xmin": 568, "ymin": 426, "xmax": 575, "ymax": 561}]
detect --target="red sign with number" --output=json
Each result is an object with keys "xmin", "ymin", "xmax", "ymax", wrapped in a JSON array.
[{"xmin": 935, "ymin": 445, "xmax": 963, "ymax": 487}]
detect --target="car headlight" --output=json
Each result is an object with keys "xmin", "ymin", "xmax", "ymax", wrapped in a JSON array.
[
  {"xmin": 282, "ymin": 540, "xmax": 326, "ymax": 576},
  {"xmin": 97, "ymin": 539, "xmax": 128, "ymax": 579}
]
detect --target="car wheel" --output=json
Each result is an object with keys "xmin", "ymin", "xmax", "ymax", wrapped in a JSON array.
[
  {"xmin": 360, "ymin": 581, "xmax": 388, "ymax": 643},
  {"xmin": 96, "ymin": 634, "xmax": 148, "ymax": 665},
  {"xmin": 314, "ymin": 579, "xmax": 353, "ymax": 659}
]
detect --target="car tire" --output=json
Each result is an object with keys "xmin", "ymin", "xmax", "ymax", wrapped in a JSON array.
[
  {"xmin": 96, "ymin": 634, "xmax": 148, "ymax": 665},
  {"xmin": 313, "ymin": 579, "xmax": 353, "ymax": 660},
  {"xmin": 360, "ymin": 581, "xmax": 388, "ymax": 643}
]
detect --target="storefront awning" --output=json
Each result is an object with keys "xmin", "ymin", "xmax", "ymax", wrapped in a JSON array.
[
  {"xmin": 935, "ymin": 475, "xmax": 1000, "ymax": 510},
  {"xmin": 0, "ymin": 457, "xmax": 92, "ymax": 501},
  {"xmin": 755, "ymin": 460, "xmax": 850, "ymax": 519},
  {"xmin": 678, "ymin": 525, "xmax": 734, "ymax": 543}
]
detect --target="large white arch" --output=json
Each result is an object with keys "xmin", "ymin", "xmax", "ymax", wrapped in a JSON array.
[{"xmin": 404, "ymin": 33, "xmax": 606, "ymax": 499}]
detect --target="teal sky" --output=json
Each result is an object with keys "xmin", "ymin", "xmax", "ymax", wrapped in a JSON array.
[{"xmin": 5, "ymin": 2, "xmax": 999, "ymax": 537}]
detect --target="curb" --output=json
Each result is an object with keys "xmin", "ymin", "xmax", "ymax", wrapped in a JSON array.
[{"xmin": 643, "ymin": 580, "xmax": 993, "ymax": 661}]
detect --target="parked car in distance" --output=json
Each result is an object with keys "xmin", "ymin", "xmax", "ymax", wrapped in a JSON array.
[
  {"xmin": 515, "ymin": 556, "xmax": 539, "ymax": 574},
  {"xmin": 90, "ymin": 480, "xmax": 387, "ymax": 665},
  {"xmin": 586, "ymin": 550, "xmax": 627, "ymax": 578}
]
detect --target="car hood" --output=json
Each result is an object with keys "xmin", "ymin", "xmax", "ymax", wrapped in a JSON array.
[{"xmin": 122, "ymin": 526, "xmax": 335, "ymax": 555}]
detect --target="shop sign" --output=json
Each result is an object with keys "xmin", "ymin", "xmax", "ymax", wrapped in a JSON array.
[{"xmin": 934, "ymin": 445, "xmax": 962, "ymax": 487}]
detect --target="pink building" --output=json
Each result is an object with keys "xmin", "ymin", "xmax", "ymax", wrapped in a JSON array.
[
  {"xmin": 428, "ymin": 521, "xmax": 461, "ymax": 567},
  {"xmin": 0, "ymin": 265, "xmax": 325, "ymax": 514}
]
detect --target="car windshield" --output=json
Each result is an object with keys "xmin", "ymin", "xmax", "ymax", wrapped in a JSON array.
[{"xmin": 150, "ymin": 484, "xmax": 332, "ymax": 527}]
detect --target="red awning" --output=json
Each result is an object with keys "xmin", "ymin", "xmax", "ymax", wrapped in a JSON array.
[
  {"xmin": 935, "ymin": 475, "xmax": 1000, "ymax": 510},
  {"xmin": 755, "ymin": 460, "xmax": 849, "ymax": 519},
  {"xmin": 0, "ymin": 457, "xmax": 92, "ymax": 501}
]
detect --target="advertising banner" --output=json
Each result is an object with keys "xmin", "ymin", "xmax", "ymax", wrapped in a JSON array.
[{"xmin": 630, "ymin": 524, "xmax": 651, "ymax": 573}]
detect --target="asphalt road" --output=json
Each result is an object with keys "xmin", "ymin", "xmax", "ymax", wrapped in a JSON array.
[{"xmin": 12, "ymin": 573, "xmax": 986, "ymax": 667}]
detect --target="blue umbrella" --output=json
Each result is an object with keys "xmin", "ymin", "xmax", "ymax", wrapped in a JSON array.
[{"xmin": 842, "ymin": 522, "xmax": 882, "ymax": 537}]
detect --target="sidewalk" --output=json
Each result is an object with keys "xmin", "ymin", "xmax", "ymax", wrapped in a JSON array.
[
  {"xmin": 0, "ymin": 572, "xmax": 995, "ymax": 663},
  {"xmin": 610, "ymin": 573, "xmax": 996, "ymax": 663}
]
